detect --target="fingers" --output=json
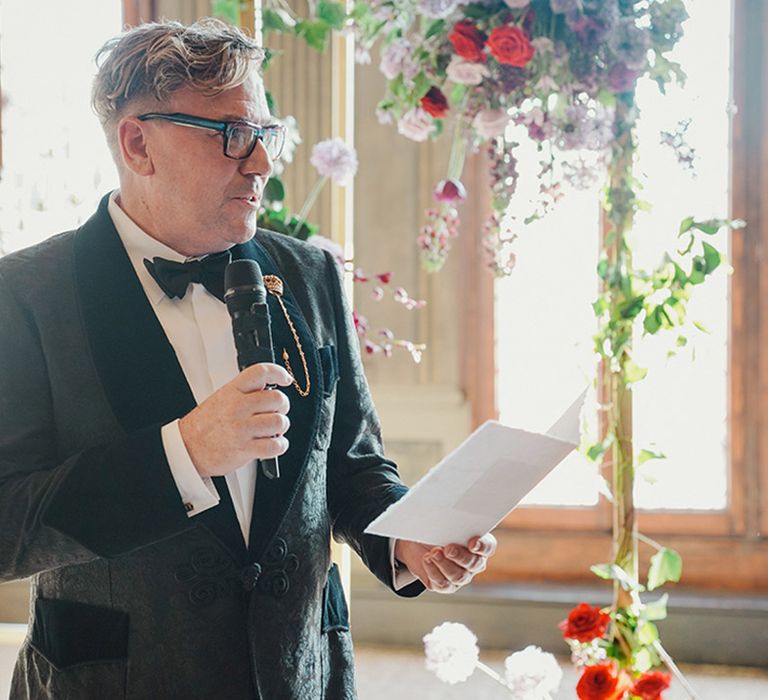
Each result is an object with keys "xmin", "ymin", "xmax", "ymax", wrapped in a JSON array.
[
  {"xmin": 243, "ymin": 387, "xmax": 290, "ymax": 416},
  {"xmin": 248, "ymin": 411, "xmax": 290, "ymax": 438},
  {"xmin": 443, "ymin": 544, "xmax": 486, "ymax": 574},
  {"xmin": 423, "ymin": 550, "xmax": 472, "ymax": 593},
  {"xmin": 237, "ymin": 363, "xmax": 293, "ymax": 392},
  {"xmin": 251, "ymin": 435, "xmax": 289, "ymax": 459},
  {"xmin": 468, "ymin": 533, "xmax": 497, "ymax": 558}
]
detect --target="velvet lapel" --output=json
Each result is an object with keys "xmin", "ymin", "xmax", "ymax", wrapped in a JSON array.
[
  {"xmin": 231, "ymin": 238, "xmax": 322, "ymax": 562},
  {"xmin": 72, "ymin": 195, "xmax": 247, "ymax": 562}
]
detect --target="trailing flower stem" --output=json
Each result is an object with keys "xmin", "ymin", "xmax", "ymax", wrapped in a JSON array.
[
  {"xmin": 654, "ymin": 641, "xmax": 701, "ymax": 700},
  {"xmin": 475, "ymin": 660, "xmax": 508, "ymax": 689},
  {"xmin": 292, "ymin": 175, "xmax": 329, "ymax": 237}
]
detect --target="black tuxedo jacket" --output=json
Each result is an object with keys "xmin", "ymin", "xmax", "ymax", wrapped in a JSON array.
[{"xmin": 0, "ymin": 195, "xmax": 422, "ymax": 699}]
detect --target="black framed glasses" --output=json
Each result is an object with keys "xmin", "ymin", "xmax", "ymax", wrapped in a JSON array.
[{"xmin": 137, "ymin": 112, "xmax": 286, "ymax": 160}]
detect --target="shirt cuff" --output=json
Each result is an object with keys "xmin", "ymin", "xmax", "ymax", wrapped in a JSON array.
[
  {"xmin": 389, "ymin": 538, "xmax": 418, "ymax": 591},
  {"xmin": 161, "ymin": 420, "xmax": 220, "ymax": 517}
]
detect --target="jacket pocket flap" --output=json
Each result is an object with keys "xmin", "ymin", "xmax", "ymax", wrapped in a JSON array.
[{"xmin": 31, "ymin": 598, "xmax": 129, "ymax": 669}]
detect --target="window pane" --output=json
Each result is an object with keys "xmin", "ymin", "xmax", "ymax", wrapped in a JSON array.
[
  {"xmin": 632, "ymin": 0, "xmax": 732, "ymax": 511},
  {"xmin": 495, "ymin": 142, "xmax": 601, "ymax": 507},
  {"xmin": 0, "ymin": 1, "xmax": 121, "ymax": 254}
]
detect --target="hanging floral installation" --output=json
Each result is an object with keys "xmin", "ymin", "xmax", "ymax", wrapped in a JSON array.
[{"xmin": 259, "ymin": 1, "xmax": 743, "ymax": 697}]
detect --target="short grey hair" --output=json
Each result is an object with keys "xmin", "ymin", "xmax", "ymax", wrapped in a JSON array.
[{"xmin": 92, "ymin": 18, "xmax": 265, "ymax": 159}]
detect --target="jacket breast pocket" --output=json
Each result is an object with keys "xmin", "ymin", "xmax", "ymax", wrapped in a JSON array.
[
  {"xmin": 30, "ymin": 598, "xmax": 129, "ymax": 669},
  {"xmin": 321, "ymin": 563, "xmax": 350, "ymax": 633}
]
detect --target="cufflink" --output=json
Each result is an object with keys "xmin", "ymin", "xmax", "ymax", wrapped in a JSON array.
[{"xmin": 184, "ymin": 502, "xmax": 194, "ymax": 513}]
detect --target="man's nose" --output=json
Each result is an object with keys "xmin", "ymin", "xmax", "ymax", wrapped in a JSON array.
[{"xmin": 239, "ymin": 137, "xmax": 274, "ymax": 179}]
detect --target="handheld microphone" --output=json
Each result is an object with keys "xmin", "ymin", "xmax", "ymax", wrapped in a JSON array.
[{"xmin": 224, "ymin": 259, "xmax": 280, "ymax": 480}]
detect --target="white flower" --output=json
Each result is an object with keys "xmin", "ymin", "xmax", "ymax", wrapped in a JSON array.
[
  {"xmin": 278, "ymin": 115, "xmax": 301, "ymax": 164},
  {"xmin": 504, "ymin": 0, "xmax": 531, "ymax": 8},
  {"xmin": 473, "ymin": 108, "xmax": 510, "ymax": 139},
  {"xmin": 310, "ymin": 138, "xmax": 358, "ymax": 185},
  {"xmin": 503, "ymin": 646, "xmax": 563, "ymax": 700},
  {"xmin": 355, "ymin": 46, "xmax": 372, "ymax": 65},
  {"xmin": 418, "ymin": 0, "xmax": 462, "ymax": 19},
  {"xmin": 379, "ymin": 38, "xmax": 413, "ymax": 80},
  {"xmin": 423, "ymin": 622, "xmax": 479, "ymax": 685},
  {"xmin": 446, "ymin": 55, "xmax": 490, "ymax": 86},
  {"xmin": 397, "ymin": 107, "xmax": 436, "ymax": 142}
]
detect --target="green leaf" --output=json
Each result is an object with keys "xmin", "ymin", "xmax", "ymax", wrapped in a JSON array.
[
  {"xmin": 647, "ymin": 547, "xmax": 683, "ymax": 591},
  {"xmin": 317, "ymin": 1, "xmax": 346, "ymax": 30},
  {"xmin": 424, "ymin": 19, "xmax": 446, "ymax": 40},
  {"xmin": 643, "ymin": 307, "xmax": 662, "ymax": 334},
  {"xmin": 619, "ymin": 295, "xmax": 645, "ymax": 320},
  {"xmin": 296, "ymin": 19, "xmax": 330, "ymax": 51},
  {"xmin": 262, "ymin": 8, "xmax": 291, "ymax": 33},
  {"xmin": 450, "ymin": 83, "xmax": 468, "ymax": 105},
  {"xmin": 642, "ymin": 593, "xmax": 669, "ymax": 622},
  {"xmin": 637, "ymin": 621, "xmax": 659, "ymax": 646},
  {"xmin": 634, "ymin": 647, "xmax": 655, "ymax": 673},
  {"xmin": 638, "ymin": 448, "xmax": 666, "ymax": 465},
  {"xmin": 211, "ymin": 0, "xmax": 239, "ymax": 24},
  {"xmin": 678, "ymin": 215, "xmax": 695, "ymax": 235},
  {"xmin": 264, "ymin": 177, "xmax": 285, "ymax": 203},
  {"xmin": 591, "ymin": 563, "xmax": 645, "ymax": 591},
  {"xmin": 597, "ymin": 258, "xmax": 610, "ymax": 280},
  {"xmin": 625, "ymin": 360, "xmax": 648, "ymax": 384},
  {"xmin": 702, "ymin": 241, "xmax": 721, "ymax": 273},
  {"xmin": 693, "ymin": 218, "xmax": 726, "ymax": 235}
]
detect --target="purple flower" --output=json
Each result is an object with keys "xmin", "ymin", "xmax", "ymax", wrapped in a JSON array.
[
  {"xmin": 417, "ymin": 0, "xmax": 462, "ymax": 19},
  {"xmin": 446, "ymin": 56, "xmax": 489, "ymax": 85},
  {"xmin": 379, "ymin": 38, "xmax": 414, "ymax": 80},
  {"xmin": 555, "ymin": 101, "xmax": 614, "ymax": 152},
  {"xmin": 433, "ymin": 179, "xmax": 467, "ymax": 203},
  {"xmin": 607, "ymin": 63, "xmax": 639, "ymax": 93},
  {"xmin": 310, "ymin": 138, "xmax": 358, "ymax": 185},
  {"xmin": 609, "ymin": 17, "xmax": 652, "ymax": 71}
]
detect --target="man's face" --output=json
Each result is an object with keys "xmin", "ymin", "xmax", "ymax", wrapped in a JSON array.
[{"xmin": 138, "ymin": 71, "xmax": 274, "ymax": 255}]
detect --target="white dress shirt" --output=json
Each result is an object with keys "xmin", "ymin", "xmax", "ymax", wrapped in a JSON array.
[{"xmin": 108, "ymin": 192, "xmax": 416, "ymax": 588}]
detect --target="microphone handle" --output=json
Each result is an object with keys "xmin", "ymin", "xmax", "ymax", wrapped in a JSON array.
[{"xmin": 231, "ymin": 303, "xmax": 280, "ymax": 480}]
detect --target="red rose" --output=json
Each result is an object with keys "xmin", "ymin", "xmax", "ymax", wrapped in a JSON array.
[
  {"xmin": 448, "ymin": 20, "xmax": 486, "ymax": 62},
  {"xmin": 631, "ymin": 671, "xmax": 671, "ymax": 700},
  {"xmin": 420, "ymin": 87, "xmax": 449, "ymax": 118},
  {"xmin": 486, "ymin": 25, "xmax": 534, "ymax": 67},
  {"xmin": 576, "ymin": 664, "xmax": 627, "ymax": 700},
  {"xmin": 559, "ymin": 602, "xmax": 611, "ymax": 643}
]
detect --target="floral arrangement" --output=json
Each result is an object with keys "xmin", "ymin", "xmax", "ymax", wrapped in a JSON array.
[
  {"xmin": 349, "ymin": 0, "xmax": 693, "ymax": 274},
  {"xmin": 423, "ymin": 622, "xmax": 563, "ymax": 699},
  {"xmin": 258, "ymin": 2, "xmax": 742, "ymax": 697}
]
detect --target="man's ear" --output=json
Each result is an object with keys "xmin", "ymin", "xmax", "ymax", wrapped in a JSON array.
[{"xmin": 117, "ymin": 117, "xmax": 155, "ymax": 176}]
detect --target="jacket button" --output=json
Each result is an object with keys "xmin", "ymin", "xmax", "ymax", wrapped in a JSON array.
[{"xmin": 240, "ymin": 563, "xmax": 262, "ymax": 591}]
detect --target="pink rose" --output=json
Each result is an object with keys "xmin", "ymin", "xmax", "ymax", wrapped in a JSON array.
[
  {"xmin": 472, "ymin": 108, "xmax": 509, "ymax": 138},
  {"xmin": 504, "ymin": 0, "xmax": 531, "ymax": 7},
  {"xmin": 445, "ymin": 55, "xmax": 490, "ymax": 85},
  {"xmin": 397, "ymin": 107, "xmax": 436, "ymax": 142}
]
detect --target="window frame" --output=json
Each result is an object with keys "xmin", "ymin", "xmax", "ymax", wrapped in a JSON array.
[{"xmin": 465, "ymin": 0, "xmax": 768, "ymax": 593}]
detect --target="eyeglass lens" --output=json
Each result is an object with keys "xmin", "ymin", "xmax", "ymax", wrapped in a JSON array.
[{"xmin": 226, "ymin": 125, "xmax": 284, "ymax": 160}]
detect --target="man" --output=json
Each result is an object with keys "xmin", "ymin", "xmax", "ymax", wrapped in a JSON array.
[{"xmin": 0, "ymin": 18, "xmax": 495, "ymax": 699}]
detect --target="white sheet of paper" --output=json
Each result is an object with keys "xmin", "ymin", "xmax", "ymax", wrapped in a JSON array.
[{"xmin": 364, "ymin": 390, "xmax": 586, "ymax": 546}]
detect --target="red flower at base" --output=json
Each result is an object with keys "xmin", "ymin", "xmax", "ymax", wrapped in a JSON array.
[
  {"xmin": 486, "ymin": 25, "xmax": 534, "ymax": 67},
  {"xmin": 631, "ymin": 671, "xmax": 671, "ymax": 700},
  {"xmin": 576, "ymin": 664, "xmax": 629, "ymax": 700},
  {"xmin": 448, "ymin": 20, "xmax": 486, "ymax": 62},
  {"xmin": 420, "ymin": 87, "xmax": 449, "ymax": 118},
  {"xmin": 559, "ymin": 602, "xmax": 611, "ymax": 643}
]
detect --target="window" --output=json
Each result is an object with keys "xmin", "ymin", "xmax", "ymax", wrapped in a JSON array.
[{"xmin": 483, "ymin": 1, "xmax": 768, "ymax": 591}]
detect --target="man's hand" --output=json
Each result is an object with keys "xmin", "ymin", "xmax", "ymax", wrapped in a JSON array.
[
  {"xmin": 179, "ymin": 363, "xmax": 293, "ymax": 478},
  {"xmin": 394, "ymin": 534, "xmax": 497, "ymax": 594}
]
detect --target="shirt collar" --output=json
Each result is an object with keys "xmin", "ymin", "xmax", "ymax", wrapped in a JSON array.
[{"xmin": 108, "ymin": 190, "xmax": 187, "ymax": 306}]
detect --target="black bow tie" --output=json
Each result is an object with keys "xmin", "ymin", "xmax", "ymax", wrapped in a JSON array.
[{"xmin": 144, "ymin": 251, "xmax": 232, "ymax": 302}]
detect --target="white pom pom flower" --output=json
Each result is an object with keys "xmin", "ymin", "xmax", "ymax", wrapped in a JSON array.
[
  {"xmin": 423, "ymin": 622, "xmax": 479, "ymax": 685},
  {"xmin": 309, "ymin": 138, "xmax": 358, "ymax": 185},
  {"xmin": 503, "ymin": 645, "xmax": 563, "ymax": 700}
]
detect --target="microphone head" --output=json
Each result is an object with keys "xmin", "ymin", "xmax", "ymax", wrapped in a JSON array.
[{"xmin": 224, "ymin": 259, "xmax": 266, "ymax": 303}]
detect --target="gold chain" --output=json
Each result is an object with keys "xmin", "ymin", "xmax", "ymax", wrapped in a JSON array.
[{"xmin": 263, "ymin": 274, "xmax": 310, "ymax": 398}]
